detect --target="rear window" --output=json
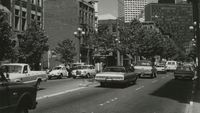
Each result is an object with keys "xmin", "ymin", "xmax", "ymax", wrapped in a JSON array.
[
  {"xmin": 167, "ymin": 62, "xmax": 176, "ymax": 65},
  {"xmin": 103, "ymin": 67, "xmax": 126, "ymax": 72}
]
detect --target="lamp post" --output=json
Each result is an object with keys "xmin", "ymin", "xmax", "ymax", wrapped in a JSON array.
[
  {"xmin": 74, "ymin": 28, "xmax": 85, "ymax": 63},
  {"xmin": 188, "ymin": 0, "xmax": 200, "ymax": 87},
  {"xmin": 115, "ymin": 38, "xmax": 121, "ymax": 66}
]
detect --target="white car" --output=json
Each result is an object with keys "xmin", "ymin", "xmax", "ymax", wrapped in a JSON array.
[
  {"xmin": 72, "ymin": 65, "xmax": 96, "ymax": 78},
  {"xmin": 95, "ymin": 66, "xmax": 138, "ymax": 86},
  {"xmin": 156, "ymin": 63, "xmax": 167, "ymax": 74},
  {"xmin": 166, "ymin": 61, "xmax": 177, "ymax": 71},
  {"xmin": 134, "ymin": 60, "xmax": 157, "ymax": 78},
  {"xmin": 48, "ymin": 66, "xmax": 68, "ymax": 79}
]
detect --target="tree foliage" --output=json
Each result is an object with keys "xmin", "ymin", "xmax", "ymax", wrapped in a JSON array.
[
  {"xmin": 0, "ymin": 10, "xmax": 15, "ymax": 61},
  {"xmin": 54, "ymin": 39, "xmax": 76, "ymax": 63},
  {"xmin": 18, "ymin": 21, "xmax": 49, "ymax": 70}
]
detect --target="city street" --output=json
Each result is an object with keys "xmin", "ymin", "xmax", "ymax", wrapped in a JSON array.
[{"xmin": 30, "ymin": 73, "xmax": 194, "ymax": 113}]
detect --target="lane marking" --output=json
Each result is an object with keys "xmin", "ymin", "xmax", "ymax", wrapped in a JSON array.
[
  {"xmin": 99, "ymin": 98, "xmax": 118, "ymax": 106},
  {"xmin": 136, "ymin": 86, "xmax": 144, "ymax": 90},
  {"xmin": 37, "ymin": 87, "xmax": 86, "ymax": 100},
  {"xmin": 152, "ymin": 80, "xmax": 158, "ymax": 83}
]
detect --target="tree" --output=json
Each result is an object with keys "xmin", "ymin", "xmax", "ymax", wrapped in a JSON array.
[
  {"xmin": 0, "ymin": 9, "xmax": 15, "ymax": 61},
  {"xmin": 18, "ymin": 21, "xmax": 49, "ymax": 70},
  {"xmin": 54, "ymin": 39, "xmax": 76, "ymax": 64}
]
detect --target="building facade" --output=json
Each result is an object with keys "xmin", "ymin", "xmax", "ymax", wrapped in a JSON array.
[
  {"xmin": 145, "ymin": 3, "xmax": 193, "ymax": 54},
  {"xmin": 44, "ymin": 0, "xmax": 95, "ymax": 68},
  {"xmin": 1, "ymin": 0, "xmax": 44, "ymax": 33}
]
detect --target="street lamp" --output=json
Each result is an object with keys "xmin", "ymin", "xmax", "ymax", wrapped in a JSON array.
[{"xmin": 74, "ymin": 27, "xmax": 85, "ymax": 63}]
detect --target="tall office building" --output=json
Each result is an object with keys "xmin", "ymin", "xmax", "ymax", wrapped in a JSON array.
[{"xmin": 118, "ymin": 0, "xmax": 160, "ymax": 23}]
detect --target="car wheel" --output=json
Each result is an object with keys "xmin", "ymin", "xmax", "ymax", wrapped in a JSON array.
[
  {"xmin": 100, "ymin": 82, "xmax": 106, "ymax": 87},
  {"xmin": 73, "ymin": 76, "xmax": 77, "ymax": 79},
  {"xmin": 86, "ymin": 73, "xmax": 90, "ymax": 78},
  {"xmin": 58, "ymin": 74, "xmax": 63, "ymax": 79},
  {"xmin": 48, "ymin": 76, "xmax": 52, "ymax": 80}
]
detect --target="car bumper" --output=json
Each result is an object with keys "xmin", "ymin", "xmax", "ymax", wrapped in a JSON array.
[
  {"xmin": 96, "ymin": 79, "xmax": 128, "ymax": 84},
  {"xmin": 174, "ymin": 74, "xmax": 194, "ymax": 78}
]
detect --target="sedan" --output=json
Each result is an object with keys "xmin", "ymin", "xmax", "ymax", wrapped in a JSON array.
[
  {"xmin": 95, "ymin": 66, "xmax": 138, "ymax": 87},
  {"xmin": 174, "ymin": 66, "xmax": 194, "ymax": 80}
]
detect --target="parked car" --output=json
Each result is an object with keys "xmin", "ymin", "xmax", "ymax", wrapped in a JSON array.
[
  {"xmin": 72, "ymin": 65, "xmax": 96, "ymax": 78},
  {"xmin": 134, "ymin": 60, "xmax": 157, "ymax": 78},
  {"xmin": 48, "ymin": 65, "xmax": 68, "ymax": 79},
  {"xmin": 95, "ymin": 66, "xmax": 138, "ymax": 87},
  {"xmin": 174, "ymin": 65, "xmax": 194, "ymax": 80},
  {"xmin": 0, "ymin": 68, "xmax": 38, "ymax": 113},
  {"xmin": 156, "ymin": 63, "xmax": 167, "ymax": 74},
  {"xmin": 165, "ymin": 61, "xmax": 178, "ymax": 71},
  {"xmin": 1, "ymin": 63, "xmax": 47, "ymax": 88}
]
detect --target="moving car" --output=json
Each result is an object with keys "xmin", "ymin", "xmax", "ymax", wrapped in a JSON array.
[
  {"xmin": 174, "ymin": 65, "xmax": 194, "ymax": 80},
  {"xmin": 156, "ymin": 63, "xmax": 167, "ymax": 74},
  {"xmin": 0, "ymin": 68, "xmax": 38, "ymax": 113},
  {"xmin": 165, "ymin": 61, "xmax": 178, "ymax": 71},
  {"xmin": 134, "ymin": 60, "xmax": 157, "ymax": 78},
  {"xmin": 1, "ymin": 63, "xmax": 47, "ymax": 88},
  {"xmin": 72, "ymin": 65, "xmax": 96, "ymax": 78},
  {"xmin": 95, "ymin": 66, "xmax": 138, "ymax": 86},
  {"xmin": 48, "ymin": 65, "xmax": 68, "ymax": 79}
]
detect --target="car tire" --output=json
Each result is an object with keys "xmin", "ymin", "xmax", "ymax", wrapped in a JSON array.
[
  {"xmin": 100, "ymin": 82, "xmax": 106, "ymax": 87},
  {"xmin": 86, "ymin": 73, "xmax": 90, "ymax": 78},
  {"xmin": 58, "ymin": 74, "xmax": 63, "ymax": 79},
  {"xmin": 48, "ymin": 76, "xmax": 51, "ymax": 80}
]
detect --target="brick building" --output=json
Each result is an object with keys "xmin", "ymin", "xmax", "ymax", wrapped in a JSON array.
[
  {"xmin": 1, "ymin": 0, "xmax": 44, "ymax": 32},
  {"xmin": 44, "ymin": 0, "xmax": 96, "ymax": 68}
]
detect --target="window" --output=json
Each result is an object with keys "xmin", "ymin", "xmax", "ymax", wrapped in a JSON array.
[{"xmin": 23, "ymin": 66, "xmax": 28, "ymax": 73}]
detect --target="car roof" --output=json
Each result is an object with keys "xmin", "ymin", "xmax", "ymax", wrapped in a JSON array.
[{"xmin": 2, "ymin": 63, "xmax": 27, "ymax": 66}]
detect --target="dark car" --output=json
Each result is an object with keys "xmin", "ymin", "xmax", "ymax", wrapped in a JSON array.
[
  {"xmin": 0, "ymin": 68, "xmax": 38, "ymax": 113},
  {"xmin": 174, "ymin": 65, "xmax": 194, "ymax": 80}
]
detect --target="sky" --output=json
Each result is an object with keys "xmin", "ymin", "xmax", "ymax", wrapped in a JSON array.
[
  {"xmin": 98, "ymin": 0, "xmax": 158, "ymax": 17},
  {"xmin": 98, "ymin": 0, "xmax": 118, "ymax": 17}
]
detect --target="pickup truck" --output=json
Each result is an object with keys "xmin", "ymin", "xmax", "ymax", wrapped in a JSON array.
[
  {"xmin": 1, "ymin": 63, "xmax": 48, "ymax": 88},
  {"xmin": 0, "ymin": 69, "xmax": 38, "ymax": 113}
]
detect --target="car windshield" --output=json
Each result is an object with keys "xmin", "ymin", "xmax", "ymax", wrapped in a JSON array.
[
  {"xmin": 167, "ymin": 62, "xmax": 176, "ymax": 65},
  {"xmin": 75, "ymin": 65, "xmax": 90, "ymax": 69},
  {"xmin": 136, "ymin": 61, "xmax": 151, "ymax": 66},
  {"xmin": 53, "ymin": 67, "xmax": 62, "ymax": 70},
  {"xmin": 103, "ymin": 67, "xmax": 126, "ymax": 72},
  {"xmin": 1, "ymin": 65, "xmax": 22, "ymax": 73}
]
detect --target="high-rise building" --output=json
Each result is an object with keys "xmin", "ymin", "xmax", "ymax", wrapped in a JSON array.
[
  {"xmin": 118, "ymin": 0, "xmax": 160, "ymax": 23},
  {"xmin": 145, "ymin": 3, "xmax": 193, "ymax": 53}
]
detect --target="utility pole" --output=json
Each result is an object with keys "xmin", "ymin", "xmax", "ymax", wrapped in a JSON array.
[{"xmin": 116, "ymin": 18, "xmax": 121, "ymax": 66}]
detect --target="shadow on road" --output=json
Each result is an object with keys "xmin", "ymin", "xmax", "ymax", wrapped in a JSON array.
[{"xmin": 150, "ymin": 79, "xmax": 193, "ymax": 104}]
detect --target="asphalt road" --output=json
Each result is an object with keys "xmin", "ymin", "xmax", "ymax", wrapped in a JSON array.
[{"xmin": 30, "ymin": 72, "xmax": 194, "ymax": 113}]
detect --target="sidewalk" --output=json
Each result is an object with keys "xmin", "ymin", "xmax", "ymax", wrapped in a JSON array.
[{"xmin": 190, "ymin": 79, "xmax": 200, "ymax": 113}]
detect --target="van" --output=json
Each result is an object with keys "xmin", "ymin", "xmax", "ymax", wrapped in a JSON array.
[{"xmin": 166, "ymin": 61, "xmax": 177, "ymax": 71}]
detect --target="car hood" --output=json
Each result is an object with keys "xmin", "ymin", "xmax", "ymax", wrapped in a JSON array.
[
  {"xmin": 134, "ymin": 66, "xmax": 152, "ymax": 70},
  {"xmin": 49, "ymin": 70, "xmax": 61, "ymax": 74},
  {"xmin": 96, "ymin": 72, "xmax": 124, "ymax": 77}
]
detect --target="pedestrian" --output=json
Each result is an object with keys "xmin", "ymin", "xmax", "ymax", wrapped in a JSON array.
[{"xmin": 66, "ymin": 64, "xmax": 72, "ymax": 78}]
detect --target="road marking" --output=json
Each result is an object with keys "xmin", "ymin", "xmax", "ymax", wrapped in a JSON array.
[
  {"xmin": 152, "ymin": 80, "xmax": 158, "ymax": 83},
  {"xmin": 37, "ymin": 87, "xmax": 86, "ymax": 100},
  {"xmin": 99, "ymin": 98, "xmax": 118, "ymax": 106},
  {"xmin": 136, "ymin": 86, "xmax": 144, "ymax": 90}
]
